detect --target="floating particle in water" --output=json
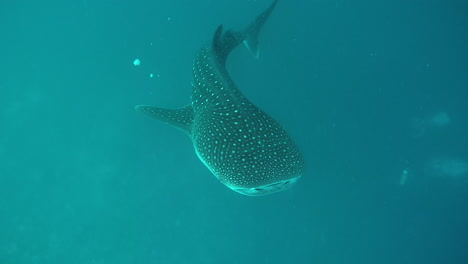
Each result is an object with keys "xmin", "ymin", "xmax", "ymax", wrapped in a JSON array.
[
  {"xmin": 399, "ymin": 169, "xmax": 409, "ymax": 185},
  {"xmin": 133, "ymin": 58, "xmax": 141, "ymax": 66},
  {"xmin": 428, "ymin": 157, "xmax": 468, "ymax": 180},
  {"xmin": 411, "ymin": 111, "xmax": 451, "ymax": 138},
  {"xmin": 430, "ymin": 112, "xmax": 450, "ymax": 127}
]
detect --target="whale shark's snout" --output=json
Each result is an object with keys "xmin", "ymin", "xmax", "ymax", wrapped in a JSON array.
[{"xmin": 231, "ymin": 176, "xmax": 301, "ymax": 196}]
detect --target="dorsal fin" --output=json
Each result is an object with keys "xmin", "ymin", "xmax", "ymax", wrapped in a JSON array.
[
  {"xmin": 135, "ymin": 104, "xmax": 193, "ymax": 134},
  {"xmin": 212, "ymin": 0, "xmax": 278, "ymax": 64}
]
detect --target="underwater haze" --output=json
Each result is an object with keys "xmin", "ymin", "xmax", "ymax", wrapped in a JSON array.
[{"xmin": 1, "ymin": 0, "xmax": 467, "ymax": 263}]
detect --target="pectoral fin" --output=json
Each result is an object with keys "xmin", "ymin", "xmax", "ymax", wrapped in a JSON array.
[{"xmin": 135, "ymin": 104, "xmax": 193, "ymax": 134}]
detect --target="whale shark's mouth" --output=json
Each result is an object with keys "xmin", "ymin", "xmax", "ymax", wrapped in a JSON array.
[{"xmin": 230, "ymin": 176, "xmax": 301, "ymax": 196}]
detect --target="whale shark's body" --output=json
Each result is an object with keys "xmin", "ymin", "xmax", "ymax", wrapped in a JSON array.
[{"xmin": 136, "ymin": 0, "xmax": 305, "ymax": 196}]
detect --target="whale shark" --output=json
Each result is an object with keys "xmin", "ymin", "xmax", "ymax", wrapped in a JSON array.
[{"xmin": 136, "ymin": 0, "xmax": 305, "ymax": 196}]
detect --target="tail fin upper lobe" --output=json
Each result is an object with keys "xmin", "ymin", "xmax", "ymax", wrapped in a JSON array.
[{"xmin": 212, "ymin": 0, "xmax": 278, "ymax": 64}]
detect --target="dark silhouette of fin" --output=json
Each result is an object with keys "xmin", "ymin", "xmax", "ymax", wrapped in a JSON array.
[
  {"xmin": 135, "ymin": 104, "xmax": 193, "ymax": 134},
  {"xmin": 243, "ymin": 0, "xmax": 278, "ymax": 58},
  {"xmin": 212, "ymin": 0, "xmax": 278, "ymax": 64}
]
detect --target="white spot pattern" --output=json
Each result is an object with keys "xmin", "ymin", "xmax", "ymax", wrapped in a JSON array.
[{"xmin": 190, "ymin": 45, "xmax": 305, "ymax": 190}]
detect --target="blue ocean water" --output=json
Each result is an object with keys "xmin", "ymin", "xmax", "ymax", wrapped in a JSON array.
[{"xmin": 1, "ymin": 0, "xmax": 467, "ymax": 263}]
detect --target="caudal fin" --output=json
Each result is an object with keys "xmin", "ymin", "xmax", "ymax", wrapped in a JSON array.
[
  {"xmin": 212, "ymin": 0, "xmax": 278, "ymax": 64},
  {"xmin": 243, "ymin": 0, "xmax": 278, "ymax": 59}
]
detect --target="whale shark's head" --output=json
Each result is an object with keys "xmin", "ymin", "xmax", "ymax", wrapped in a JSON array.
[{"xmin": 191, "ymin": 103, "xmax": 305, "ymax": 196}]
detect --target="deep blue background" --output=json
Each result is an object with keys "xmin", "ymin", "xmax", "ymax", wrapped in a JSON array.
[{"xmin": 1, "ymin": 0, "xmax": 467, "ymax": 263}]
